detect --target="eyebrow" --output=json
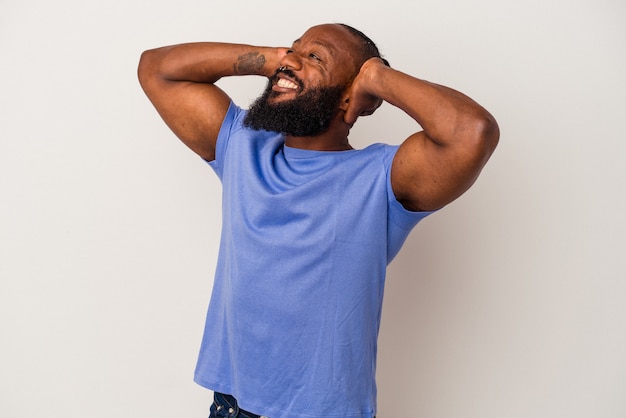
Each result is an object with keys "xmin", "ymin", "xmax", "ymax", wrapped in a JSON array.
[{"xmin": 291, "ymin": 39, "xmax": 337, "ymax": 58}]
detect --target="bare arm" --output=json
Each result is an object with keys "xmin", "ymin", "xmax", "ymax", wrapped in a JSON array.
[
  {"xmin": 137, "ymin": 43, "xmax": 286, "ymax": 161},
  {"xmin": 345, "ymin": 58, "xmax": 500, "ymax": 211}
]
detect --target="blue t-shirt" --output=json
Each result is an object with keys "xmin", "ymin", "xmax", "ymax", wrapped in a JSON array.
[{"xmin": 194, "ymin": 102, "xmax": 432, "ymax": 418}]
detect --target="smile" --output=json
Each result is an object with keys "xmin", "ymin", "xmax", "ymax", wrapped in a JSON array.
[{"xmin": 276, "ymin": 78, "xmax": 299, "ymax": 90}]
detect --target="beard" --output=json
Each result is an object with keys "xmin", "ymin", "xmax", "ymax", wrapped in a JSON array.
[{"xmin": 243, "ymin": 75, "xmax": 344, "ymax": 137}]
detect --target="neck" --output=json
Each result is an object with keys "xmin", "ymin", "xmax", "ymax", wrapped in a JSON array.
[
  {"xmin": 285, "ymin": 136, "xmax": 352, "ymax": 151},
  {"xmin": 284, "ymin": 113, "xmax": 353, "ymax": 151}
]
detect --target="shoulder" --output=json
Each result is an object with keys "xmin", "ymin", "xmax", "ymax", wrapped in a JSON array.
[
  {"xmin": 353, "ymin": 143, "xmax": 399, "ymax": 169},
  {"xmin": 213, "ymin": 103, "xmax": 285, "ymax": 166}
]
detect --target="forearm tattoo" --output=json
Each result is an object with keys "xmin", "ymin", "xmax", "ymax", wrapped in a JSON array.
[{"xmin": 234, "ymin": 52, "xmax": 266, "ymax": 74}]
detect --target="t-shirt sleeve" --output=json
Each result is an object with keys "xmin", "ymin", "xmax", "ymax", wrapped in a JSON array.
[
  {"xmin": 206, "ymin": 101, "xmax": 244, "ymax": 179},
  {"xmin": 383, "ymin": 145, "xmax": 437, "ymax": 261}
]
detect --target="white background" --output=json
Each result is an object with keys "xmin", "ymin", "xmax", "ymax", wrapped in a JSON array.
[{"xmin": 1, "ymin": 0, "xmax": 625, "ymax": 417}]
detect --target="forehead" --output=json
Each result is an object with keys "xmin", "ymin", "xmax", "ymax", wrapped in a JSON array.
[{"xmin": 292, "ymin": 24, "xmax": 359, "ymax": 56}]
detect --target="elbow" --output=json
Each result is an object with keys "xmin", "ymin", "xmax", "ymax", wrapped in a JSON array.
[
  {"xmin": 485, "ymin": 113, "xmax": 500, "ymax": 152},
  {"xmin": 473, "ymin": 110, "xmax": 500, "ymax": 159},
  {"xmin": 137, "ymin": 47, "xmax": 173, "ymax": 89},
  {"xmin": 137, "ymin": 48, "xmax": 158, "ymax": 87}
]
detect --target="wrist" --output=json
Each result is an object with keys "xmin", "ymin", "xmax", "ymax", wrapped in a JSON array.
[
  {"xmin": 354, "ymin": 58, "xmax": 387, "ymax": 98},
  {"xmin": 234, "ymin": 46, "xmax": 286, "ymax": 78},
  {"xmin": 263, "ymin": 47, "xmax": 289, "ymax": 77}
]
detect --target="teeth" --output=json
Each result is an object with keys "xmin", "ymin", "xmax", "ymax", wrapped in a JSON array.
[{"xmin": 277, "ymin": 78, "xmax": 298, "ymax": 90}]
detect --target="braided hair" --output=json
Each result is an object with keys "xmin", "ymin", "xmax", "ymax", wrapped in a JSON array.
[{"xmin": 338, "ymin": 23, "xmax": 390, "ymax": 67}]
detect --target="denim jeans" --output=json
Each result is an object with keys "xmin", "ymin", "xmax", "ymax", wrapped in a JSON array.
[
  {"xmin": 208, "ymin": 391, "xmax": 376, "ymax": 418},
  {"xmin": 209, "ymin": 392, "xmax": 268, "ymax": 418}
]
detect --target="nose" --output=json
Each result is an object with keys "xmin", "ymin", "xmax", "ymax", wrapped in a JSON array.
[{"xmin": 279, "ymin": 51, "xmax": 303, "ymax": 71}]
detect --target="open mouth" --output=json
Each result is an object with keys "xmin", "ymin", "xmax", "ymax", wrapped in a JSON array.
[
  {"xmin": 272, "ymin": 67, "xmax": 303, "ymax": 94},
  {"xmin": 276, "ymin": 77, "xmax": 299, "ymax": 90}
]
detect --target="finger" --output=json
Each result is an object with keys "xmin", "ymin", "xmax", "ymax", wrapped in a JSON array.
[
  {"xmin": 343, "ymin": 107, "xmax": 359, "ymax": 125},
  {"xmin": 357, "ymin": 98, "xmax": 383, "ymax": 118}
]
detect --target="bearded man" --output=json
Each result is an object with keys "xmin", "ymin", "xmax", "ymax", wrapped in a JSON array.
[{"xmin": 138, "ymin": 23, "xmax": 499, "ymax": 418}]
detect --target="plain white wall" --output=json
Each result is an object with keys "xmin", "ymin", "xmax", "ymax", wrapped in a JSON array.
[{"xmin": 1, "ymin": 0, "xmax": 624, "ymax": 417}]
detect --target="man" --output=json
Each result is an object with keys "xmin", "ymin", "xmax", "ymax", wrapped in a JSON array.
[{"xmin": 138, "ymin": 23, "xmax": 498, "ymax": 418}]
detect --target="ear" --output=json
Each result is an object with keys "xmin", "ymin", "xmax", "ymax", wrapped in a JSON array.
[{"xmin": 338, "ymin": 88, "xmax": 352, "ymax": 112}]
